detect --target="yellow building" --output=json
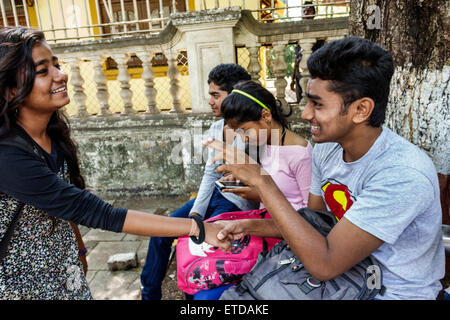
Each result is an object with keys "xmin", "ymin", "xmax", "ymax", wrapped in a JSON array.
[{"xmin": 0, "ymin": 0, "xmax": 348, "ymax": 114}]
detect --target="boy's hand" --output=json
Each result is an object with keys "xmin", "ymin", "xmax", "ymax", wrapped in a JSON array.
[
  {"xmin": 222, "ymin": 186, "xmax": 261, "ymax": 202},
  {"xmin": 213, "ymin": 220, "xmax": 249, "ymax": 243},
  {"xmin": 204, "ymin": 222, "xmax": 232, "ymax": 251},
  {"xmin": 203, "ymin": 138, "xmax": 269, "ymax": 188}
]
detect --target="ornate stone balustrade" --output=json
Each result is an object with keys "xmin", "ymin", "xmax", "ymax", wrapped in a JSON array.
[
  {"xmin": 51, "ymin": 8, "xmax": 348, "ymax": 118},
  {"xmin": 52, "ymin": 23, "xmax": 188, "ymax": 116},
  {"xmin": 50, "ymin": 8, "xmax": 348, "ymax": 198}
]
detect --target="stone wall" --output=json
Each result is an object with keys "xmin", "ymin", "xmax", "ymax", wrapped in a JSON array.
[{"xmin": 70, "ymin": 112, "xmax": 311, "ymax": 199}]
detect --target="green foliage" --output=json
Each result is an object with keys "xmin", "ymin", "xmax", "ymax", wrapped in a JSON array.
[{"xmin": 265, "ymin": 44, "xmax": 296, "ymax": 79}]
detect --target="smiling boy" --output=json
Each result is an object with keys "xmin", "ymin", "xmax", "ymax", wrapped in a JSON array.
[{"xmin": 208, "ymin": 37, "xmax": 445, "ymax": 300}]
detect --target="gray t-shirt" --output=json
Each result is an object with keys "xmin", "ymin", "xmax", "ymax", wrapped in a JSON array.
[{"xmin": 310, "ymin": 127, "xmax": 445, "ymax": 300}]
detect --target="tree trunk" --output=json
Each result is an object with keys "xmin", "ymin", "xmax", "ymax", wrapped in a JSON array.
[{"xmin": 349, "ymin": 0, "xmax": 450, "ymax": 224}]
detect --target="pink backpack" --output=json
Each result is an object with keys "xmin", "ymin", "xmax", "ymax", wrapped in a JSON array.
[{"xmin": 176, "ymin": 208, "xmax": 281, "ymax": 295}]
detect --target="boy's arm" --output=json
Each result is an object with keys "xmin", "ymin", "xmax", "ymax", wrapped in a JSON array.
[
  {"xmin": 307, "ymin": 193, "xmax": 327, "ymax": 211},
  {"xmin": 215, "ymin": 218, "xmax": 282, "ymax": 241},
  {"xmin": 254, "ymin": 176, "xmax": 384, "ymax": 281},
  {"xmin": 205, "ymin": 139, "xmax": 383, "ymax": 281},
  {"xmin": 216, "ymin": 193, "xmax": 327, "ymax": 241}
]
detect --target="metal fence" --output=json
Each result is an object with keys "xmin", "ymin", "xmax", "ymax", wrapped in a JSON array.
[
  {"xmin": 236, "ymin": 44, "xmax": 299, "ymax": 105},
  {"xmin": 250, "ymin": 0, "xmax": 350, "ymax": 23},
  {"xmin": 61, "ymin": 50, "xmax": 191, "ymax": 116},
  {"xmin": 0, "ymin": 0, "xmax": 350, "ymax": 42},
  {"xmin": 0, "ymin": 1, "xmax": 348, "ymax": 115},
  {"xmin": 0, "ymin": 0, "xmax": 185, "ymax": 42}
]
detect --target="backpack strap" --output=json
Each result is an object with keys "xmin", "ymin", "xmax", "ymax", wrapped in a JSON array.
[
  {"xmin": 0, "ymin": 125, "xmax": 46, "ymax": 161},
  {"xmin": 0, "ymin": 126, "xmax": 46, "ymax": 264},
  {"xmin": 296, "ymin": 208, "xmax": 339, "ymax": 236},
  {"xmin": 366, "ymin": 255, "xmax": 386, "ymax": 298},
  {"xmin": 258, "ymin": 210, "xmax": 270, "ymax": 254},
  {"xmin": 0, "ymin": 202, "xmax": 25, "ymax": 263}
]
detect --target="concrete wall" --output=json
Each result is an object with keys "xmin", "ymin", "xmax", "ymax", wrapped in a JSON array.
[{"xmin": 70, "ymin": 112, "xmax": 311, "ymax": 199}]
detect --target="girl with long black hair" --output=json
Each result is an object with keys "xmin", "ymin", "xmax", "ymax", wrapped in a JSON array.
[{"xmin": 0, "ymin": 26, "xmax": 226, "ymax": 300}]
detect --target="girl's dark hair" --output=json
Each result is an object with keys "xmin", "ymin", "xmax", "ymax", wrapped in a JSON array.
[
  {"xmin": 221, "ymin": 80, "xmax": 292, "ymax": 128},
  {"xmin": 0, "ymin": 27, "xmax": 85, "ymax": 189}
]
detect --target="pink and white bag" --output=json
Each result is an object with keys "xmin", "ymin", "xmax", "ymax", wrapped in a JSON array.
[{"xmin": 176, "ymin": 209, "xmax": 281, "ymax": 295}]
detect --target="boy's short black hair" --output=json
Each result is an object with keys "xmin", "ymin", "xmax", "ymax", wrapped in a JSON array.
[
  {"xmin": 207, "ymin": 64, "xmax": 251, "ymax": 93},
  {"xmin": 304, "ymin": 1, "xmax": 316, "ymax": 15},
  {"xmin": 307, "ymin": 37, "xmax": 394, "ymax": 127}
]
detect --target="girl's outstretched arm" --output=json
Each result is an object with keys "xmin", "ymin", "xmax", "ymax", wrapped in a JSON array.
[{"xmin": 122, "ymin": 210, "xmax": 231, "ymax": 250}]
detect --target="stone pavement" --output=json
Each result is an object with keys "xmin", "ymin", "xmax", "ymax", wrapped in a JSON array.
[
  {"xmin": 79, "ymin": 195, "xmax": 450, "ymax": 300},
  {"xmin": 79, "ymin": 196, "xmax": 189, "ymax": 300}
]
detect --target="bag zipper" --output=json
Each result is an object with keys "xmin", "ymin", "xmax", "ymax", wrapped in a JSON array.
[
  {"xmin": 253, "ymin": 257, "xmax": 294, "ymax": 291},
  {"xmin": 278, "ymin": 257, "xmax": 296, "ymax": 265},
  {"xmin": 340, "ymin": 273, "xmax": 362, "ymax": 292}
]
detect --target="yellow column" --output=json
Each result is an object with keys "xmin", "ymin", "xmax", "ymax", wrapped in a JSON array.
[
  {"xmin": 88, "ymin": 0, "xmax": 101, "ymax": 37},
  {"xmin": 188, "ymin": 0, "xmax": 195, "ymax": 11},
  {"xmin": 26, "ymin": 3, "xmax": 38, "ymax": 28}
]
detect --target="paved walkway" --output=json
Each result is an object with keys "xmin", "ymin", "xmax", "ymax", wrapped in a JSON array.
[
  {"xmin": 79, "ymin": 196, "xmax": 188, "ymax": 300},
  {"xmin": 79, "ymin": 195, "xmax": 450, "ymax": 300}
]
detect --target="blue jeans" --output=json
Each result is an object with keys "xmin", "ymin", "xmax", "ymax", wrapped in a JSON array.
[{"xmin": 140, "ymin": 188, "xmax": 241, "ymax": 300}]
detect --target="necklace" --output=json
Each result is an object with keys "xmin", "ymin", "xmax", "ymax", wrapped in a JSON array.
[{"xmin": 281, "ymin": 126, "xmax": 286, "ymax": 146}]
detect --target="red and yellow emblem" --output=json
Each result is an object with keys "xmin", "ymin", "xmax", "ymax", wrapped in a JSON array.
[{"xmin": 322, "ymin": 182, "xmax": 354, "ymax": 220}]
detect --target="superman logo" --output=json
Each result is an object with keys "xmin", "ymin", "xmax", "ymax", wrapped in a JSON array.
[{"xmin": 322, "ymin": 181, "xmax": 355, "ymax": 220}]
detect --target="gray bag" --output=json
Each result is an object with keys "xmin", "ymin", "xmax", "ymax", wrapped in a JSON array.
[{"xmin": 220, "ymin": 208, "xmax": 385, "ymax": 300}]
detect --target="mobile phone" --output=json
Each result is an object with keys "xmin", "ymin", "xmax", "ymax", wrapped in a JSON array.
[{"xmin": 214, "ymin": 180, "xmax": 247, "ymax": 191}]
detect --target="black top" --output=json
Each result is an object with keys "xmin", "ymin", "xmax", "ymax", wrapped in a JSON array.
[{"xmin": 0, "ymin": 127, "xmax": 127, "ymax": 232}]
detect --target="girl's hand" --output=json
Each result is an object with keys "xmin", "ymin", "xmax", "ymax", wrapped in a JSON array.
[
  {"xmin": 219, "ymin": 173, "xmax": 235, "ymax": 182},
  {"xmin": 204, "ymin": 222, "xmax": 232, "ymax": 251}
]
